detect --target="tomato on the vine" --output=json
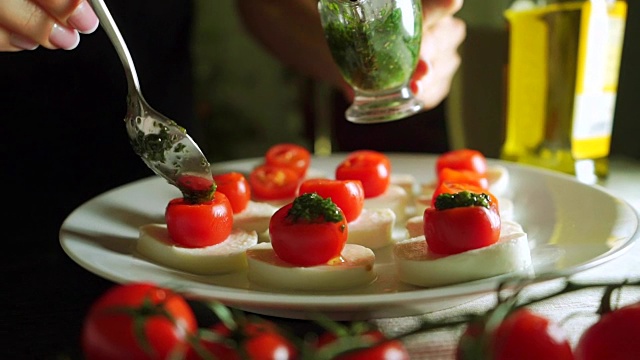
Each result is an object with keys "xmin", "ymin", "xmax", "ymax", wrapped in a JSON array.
[
  {"xmin": 213, "ymin": 172, "xmax": 251, "ymax": 213},
  {"xmin": 265, "ymin": 143, "xmax": 311, "ymax": 178},
  {"xmin": 82, "ymin": 283, "xmax": 197, "ymax": 360},
  {"xmin": 575, "ymin": 302, "xmax": 640, "ymax": 360},
  {"xmin": 249, "ymin": 164, "xmax": 302, "ymax": 201},
  {"xmin": 316, "ymin": 330, "xmax": 410, "ymax": 360},
  {"xmin": 336, "ymin": 150, "xmax": 391, "ymax": 198},
  {"xmin": 457, "ymin": 308, "xmax": 574, "ymax": 360},
  {"xmin": 436, "ymin": 148, "xmax": 487, "ymax": 176},
  {"xmin": 269, "ymin": 193, "xmax": 348, "ymax": 267},
  {"xmin": 187, "ymin": 318, "xmax": 297, "ymax": 360},
  {"xmin": 299, "ymin": 178, "xmax": 365, "ymax": 222},
  {"xmin": 165, "ymin": 191, "xmax": 233, "ymax": 248},
  {"xmin": 424, "ymin": 191, "xmax": 501, "ymax": 255}
]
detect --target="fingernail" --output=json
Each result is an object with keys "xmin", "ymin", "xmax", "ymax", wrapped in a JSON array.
[
  {"xmin": 50, "ymin": 23, "xmax": 80, "ymax": 50},
  {"xmin": 68, "ymin": 1, "xmax": 99, "ymax": 34},
  {"xmin": 9, "ymin": 34, "xmax": 39, "ymax": 50}
]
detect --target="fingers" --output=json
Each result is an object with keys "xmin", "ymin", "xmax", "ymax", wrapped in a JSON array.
[
  {"xmin": 0, "ymin": 0, "xmax": 98, "ymax": 51},
  {"xmin": 412, "ymin": 15, "xmax": 466, "ymax": 109},
  {"xmin": 422, "ymin": 0, "xmax": 463, "ymax": 27}
]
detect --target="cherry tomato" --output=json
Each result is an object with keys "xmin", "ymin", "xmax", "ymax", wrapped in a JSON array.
[
  {"xmin": 457, "ymin": 309, "xmax": 574, "ymax": 360},
  {"xmin": 165, "ymin": 192, "xmax": 233, "ymax": 248},
  {"xmin": 316, "ymin": 330, "xmax": 409, "ymax": 360},
  {"xmin": 187, "ymin": 319, "xmax": 297, "ymax": 360},
  {"xmin": 265, "ymin": 143, "xmax": 311, "ymax": 178},
  {"xmin": 431, "ymin": 182, "xmax": 499, "ymax": 210},
  {"xmin": 436, "ymin": 148, "xmax": 487, "ymax": 176},
  {"xmin": 423, "ymin": 200, "xmax": 501, "ymax": 255},
  {"xmin": 249, "ymin": 164, "xmax": 302, "ymax": 201},
  {"xmin": 336, "ymin": 150, "xmax": 391, "ymax": 198},
  {"xmin": 299, "ymin": 178, "xmax": 365, "ymax": 222},
  {"xmin": 213, "ymin": 172, "xmax": 251, "ymax": 213},
  {"xmin": 269, "ymin": 198, "xmax": 348, "ymax": 267},
  {"xmin": 575, "ymin": 302, "xmax": 640, "ymax": 360},
  {"xmin": 82, "ymin": 283, "xmax": 197, "ymax": 360},
  {"xmin": 438, "ymin": 168, "xmax": 489, "ymax": 190}
]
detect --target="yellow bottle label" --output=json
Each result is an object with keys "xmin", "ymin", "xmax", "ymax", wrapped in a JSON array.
[{"xmin": 572, "ymin": 1, "xmax": 626, "ymax": 159}]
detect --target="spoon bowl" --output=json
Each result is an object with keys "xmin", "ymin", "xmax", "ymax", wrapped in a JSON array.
[{"xmin": 88, "ymin": 0, "xmax": 212, "ymax": 192}]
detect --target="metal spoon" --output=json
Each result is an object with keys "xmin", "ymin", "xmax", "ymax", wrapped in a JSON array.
[{"xmin": 88, "ymin": 0, "xmax": 213, "ymax": 199}]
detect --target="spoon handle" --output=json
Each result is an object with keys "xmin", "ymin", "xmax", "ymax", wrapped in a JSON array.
[{"xmin": 87, "ymin": 0, "xmax": 141, "ymax": 94}]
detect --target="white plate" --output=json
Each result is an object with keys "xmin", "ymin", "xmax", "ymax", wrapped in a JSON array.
[{"xmin": 60, "ymin": 153, "xmax": 639, "ymax": 320}]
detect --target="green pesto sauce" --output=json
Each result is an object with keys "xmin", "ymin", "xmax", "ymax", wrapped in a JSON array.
[
  {"xmin": 434, "ymin": 191, "xmax": 492, "ymax": 210},
  {"xmin": 129, "ymin": 118, "xmax": 184, "ymax": 164},
  {"xmin": 287, "ymin": 193, "xmax": 344, "ymax": 223},
  {"xmin": 324, "ymin": 3, "xmax": 422, "ymax": 91}
]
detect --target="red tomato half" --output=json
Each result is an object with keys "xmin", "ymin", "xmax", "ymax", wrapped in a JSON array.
[
  {"xmin": 213, "ymin": 172, "xmax": 251, "ymax": 213},
  {"xmin": 438, "ymin": 168, "xmax": 489, "ymax": 190},
  {"xmin": 457, "ymin": 309, "xmax": 574, "ymax": 360},
  {"xmin": 436, "ymin": 148, "xmax": 487, "ymax": 175},
  {"xmin": 423, "ymin": 204, "xmax": 501, "ymax": 255},
  {"xmin": 269, "ymin": 202, "xmax": 348, "ymax": 267},
  {"xmin": 187, "ymin": 319, "xmax": 297, "ymax": 360},
  {"xmin": 82, "ymin": 283, "xmax": 197, "ymax": 360},
  {"xmin": 265, "ymin": 143, "xmax": 311, "ymax": 178},
  {"xmin": 575, "ymin": 302, "xmax": 640, "ymax": 360},
  {"xmin": 299, "ymin": 178, "xmax": 365, "ymax": 222},
  {"xmin": 249, "ymin": 164, "xmax": 302, "ymax": 201},
  {"xmin": 336, "ymin": 150, "xmax": 391, "ymax": 198},
  {"xmin": 317, "ymin": 330, "xmax": 410, "ymax": 360},
  {"xmin": 165, "ymin": 192, "xmax": 233, "ymax": 248}
]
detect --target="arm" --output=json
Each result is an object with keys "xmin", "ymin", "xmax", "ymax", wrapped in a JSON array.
[{"xmin": 236, "ymin": 0, "xmax": 466, "ymax": 111}]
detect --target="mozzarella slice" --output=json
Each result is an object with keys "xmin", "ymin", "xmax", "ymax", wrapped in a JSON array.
[
  {"xmin": 246, "ymin": 243, "xmax": 376, "ymax": 291},
  {"xmin": 364, "ymin": 184, "xmax": 410, "ymax": 222},
  {"xmin": 233, "ymin": 200, "xmax": 277, "ymax": 241},
  {"xmin": 394, "ymin": 222, "xmax": 532, "ymax": 288},
  {"xmin": 391, "ymin": 173, "xmax": 417, "ymax": 199},
  {"xmin": 348, "ymin": 208, "xmax": 396, "ymax": 249},
  {"xmin": 136, "ymin": 224, "xmax": 258, "ymax": 275}
]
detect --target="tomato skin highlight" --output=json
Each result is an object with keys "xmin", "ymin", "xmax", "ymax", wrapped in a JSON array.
[
  {"xmin": 269, "ymin": 202, "xmax": 348, "ymax": 267},
  {"xmin": 436, "ymin": 148, "xmax": 487, "ymax": 175},
  {"xmin": 165, "ymin": 192, "xmax": 233, "ymax": 248},
  {"xmin": 457, "ymin": 309, "xmax": 574, "ymax": 360},
  {"xmin": 336, "ymin": 150, "xmax": 391, "ymax": 198},
  {"xmin": 265, "ymin": 143, "xmax": 311, "ymax": 178},
  {"xmin": 249, "ymin": 164, "xmax": 302, "ymax": 201},
  {"xmin": 316, "ymin": 330, "xmax": 410, "ymax": 360},
  {"xmin": 423, "ymin": 204, "xmax": 501, "ymax": 255},
  {"xmin": 213, "ymin": 172, "xmax": 251, "ymax": 213},
  {"xmin": 575, "ymin": 302, "xmax": 640, "ymax": 360},
  {"xmin": 299, "ymin": 178, "xmax": 365, "ymax": 222},
  {"xmin": 82, "ymin": 283, "xmax": 197, "ymax": 360}
]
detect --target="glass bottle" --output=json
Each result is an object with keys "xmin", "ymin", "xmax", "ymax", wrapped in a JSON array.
[{"xmin": 500, "ymin": 0, "xmax": 627, "ymax": 184}]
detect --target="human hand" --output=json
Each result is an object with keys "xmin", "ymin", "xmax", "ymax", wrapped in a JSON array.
[
  {"xmin": 410, "ymin": 0, "xmax": 466, "ymax": 110},
  {"xmin": 0, "ymin": 0, "xmax": 99, "ymax": 51}
]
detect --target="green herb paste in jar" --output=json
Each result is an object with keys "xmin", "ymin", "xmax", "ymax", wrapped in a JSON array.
[{"xmin": 323, "ymin": 1, "xmax": 422, "ymax": 92}]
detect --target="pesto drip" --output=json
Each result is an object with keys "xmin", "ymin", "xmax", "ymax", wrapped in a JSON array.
[{"xmin": 287, "ymin": 193, "xmax": 344, "ymax": 223}]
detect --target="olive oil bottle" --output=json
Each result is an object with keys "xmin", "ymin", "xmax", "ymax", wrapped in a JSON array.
[{"xmin": 501, "ymin": 0, "xmax": 627, "ymax": 184}]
